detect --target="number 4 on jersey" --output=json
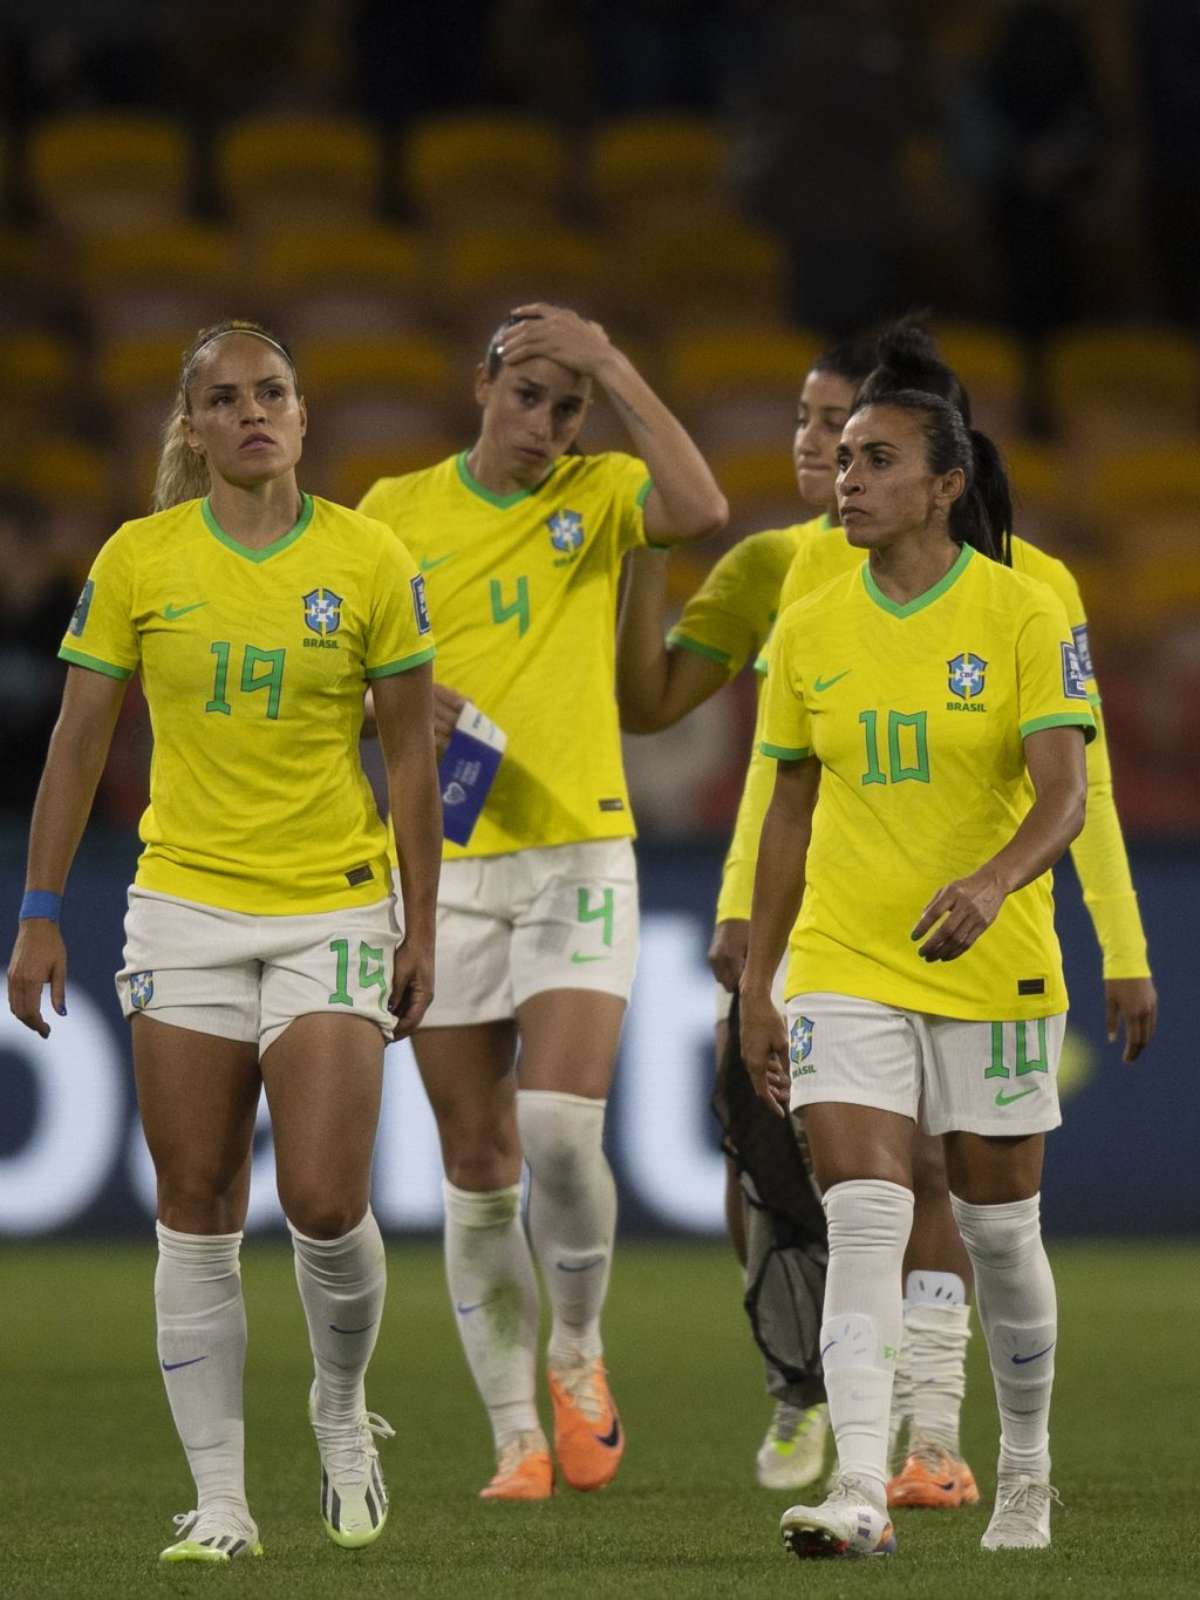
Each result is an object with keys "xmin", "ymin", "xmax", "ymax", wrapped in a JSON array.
[{"xmin": 490, "ymin": 576, "xmax": 530, "ymax": 637}]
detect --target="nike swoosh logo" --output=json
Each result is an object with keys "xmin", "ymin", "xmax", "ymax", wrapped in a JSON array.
[
  {"xmin": 163, "ymin": 601, "xmax": 208, "ymax": 621},
  {"xmin": 329, "ymin": 1322, "xmax": 376, "ymax": 1335},
  {"xmin": 936, "ymin": 1480, "xmax": 957, "ymax": 1492},
  {"xmin": 161, "ymin": 1356, "xmax": 208, "ymax": 1372},
  {"xmin": 994, "ymin": 1085, "xmax": 1038, "ymax": 1107},
  {"xmin": 556, "ymin": 1256, "xmax": 604, "ymax": 1273},
  {"xmin": 570, "ymin": 952, "xmax": 609, "ymax": 964},
  {"xmin": 419, "ymin": 553, "xmax": 456, "ymax": 573},
  {"xmin": 813, "ymin": 669, "xmax": 852, "ymax": 693},
  {"xmin": 819, "ymin": 1339, "xmax": 837, "ymax": 1359},
  {"xmin": 456, "ymin": 1298, "xmax": 496, "ymax": 1316},
  {"xmin": 594, "ymin": 1417, "xmax": 621, "ymax": 1449},
  {"xmin": 1012, "ymin": 1342, "xmax": 1056, "ymax": 1365}
]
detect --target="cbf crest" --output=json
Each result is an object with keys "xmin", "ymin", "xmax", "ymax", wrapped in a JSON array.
[
  {"xmin": 948, "ymin": 651, "xmax": 987, "ymax": 700},
  {"xmin": 129, "ymin": 971, "xmax": 154, "ymax": 1011},
  {"xmin": 303, "ymin": 587, "xmax": 343, "ymax": 637},
  {"xmin": 547, "ymin": 509, "xmax": 585, "ymax": 557},
  {"xmin": 789, "ymin": 1014, "xmax": 814, "ymax": 1072}
]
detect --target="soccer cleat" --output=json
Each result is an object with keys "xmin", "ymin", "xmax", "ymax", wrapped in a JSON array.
[
  {"xmin": 159, "ymin": 1508, "xmax": 263, "ymax": 1563},
  {"xmin": 982, "ymin": 1474, "xmax": 1060, "ymax": 1550},
  {"xmin": 308, "ymin": 1382, "xmax": 395, "ymax": 1549},
  {"xmin": 548, "ymin": 1357, "xmax": 624, "ymax": 1491},
  {"xmin": 756, "ymin": 1401, "xmax": 829, "ymax": 1490},
  {"xmin": 479, "ymin": 1430, "xmax": 554, "ymax": 1501},
  {"xmin": 780, "ymin": 1473, "xmax": 897, "ymax": 1559},
  {"xmin": 887, "ymin": 1440, "xmax": 980, "ymax": 1508}
]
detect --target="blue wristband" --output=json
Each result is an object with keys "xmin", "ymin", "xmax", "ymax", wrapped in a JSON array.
[{"xmin": 20, "ymin": 890, "xmax": 62, "ymax": 922}]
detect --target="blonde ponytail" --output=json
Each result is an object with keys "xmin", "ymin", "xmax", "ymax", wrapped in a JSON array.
[
  {"xmin": 150, "ymin": 318, "xmax": 299, "ymax": 514},
  {"xmin": 151, "ymin": 398, "xmax": 211, "ymax": 512}
]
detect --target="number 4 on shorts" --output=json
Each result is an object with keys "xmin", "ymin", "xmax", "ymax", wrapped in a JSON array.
[{"xmin": 576, "ymin": 887, "xmax": 614, "ymax": 949}]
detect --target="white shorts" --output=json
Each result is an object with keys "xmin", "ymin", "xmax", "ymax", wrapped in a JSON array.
[
  {"xmin": 714, "ymin": 956, "xmax": 786, "ymax": 1024},
  {"xmin": 784, "ymin": 992, "xmax": 1065, "ymax": 1137},
  {"xmin": 116, "ymin": 887, "xmax": 403, "ymax": 1056},
  {"xmin": 413, "ymin": 839, "xmax": 639, "ymax": 1028}
]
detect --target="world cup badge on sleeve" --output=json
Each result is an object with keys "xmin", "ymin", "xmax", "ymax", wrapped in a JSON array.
[
  {"xmin": 1061, "ymin": 641, "xmax": 1089, "ymax": 699},
  {"xmin": 69, "ymin": 579, "xmax": 94, "ymax": 637}
]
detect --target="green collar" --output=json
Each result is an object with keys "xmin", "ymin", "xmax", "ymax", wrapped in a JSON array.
[
  {"xmin": 863, "ymin": 541, "xmax": 973, "ymax": 619},
  {"xmin": 202, "ymin": 493, "xmax": 314, "ymax": 563},
  {"xmin": 455, "ymin": 450, "xmax": 557, "ymax": 509}
]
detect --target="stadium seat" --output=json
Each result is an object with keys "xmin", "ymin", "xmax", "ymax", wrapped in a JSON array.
[
  {"xmin": 622, "ymin": 226, "xmax": 789, "ymax": 338},
  {"xmin": 936, "ymin": 324, "xmax": 1025, "ymax": 446},
  {"xmin": 299, "ymin": 335, "xmax": 459, "ymax": 464},
  {"xmin": 98, "ymin": 334, "xmax": 191, "ymax": 485},
  {"xmin": 0, "ymin": 331, "xmax": 78, "ymax": 446},
  {"xmin": 403, "ymin": 116, "xmax": 569, "ymax": 231},
  {"xmin": 218, "ymin": 115, "xmax": 382, "ymax": 232},
  {"xmin": 709, "ymin": 446, "xmax": 803, "ymax": 542},
  {"xmin": 80, "ymin": 227, "xmax": 234, "ymax": 343},
  {"xmin": 592, "ymin": 115, "xmax": 730, "ymax": 237},
  {"xmin": 328, "ymin": 441, "xmax": 459, "ymax": 510},
  {"xmin": 435, "ymin": 228, "xmax": 606, "ymax": 352},
  {"xmin": 665, "ymin": 327, "xmax": 823, "ymax": 453},
  {"xmin": 1003, "ymin": 442, "xmax": 1084, "ymax": 558},
  {"xmin": 28, "ymin": 115, "xmax": 191, "ymax": 235},
  {"xmin": 1085, "ymin": 448, "xmax": 1200, "ymax": 574},
  {"xmin": 1048, "ymin": 327, "xmax": 1200, "ymax": 457},
  {"xmin": 255, "ymin": 227, "xmax": 429, "ymax": 341},
  {"xmin": 22, "ymin": 439, "xmax": 113, "ymax": 578}
]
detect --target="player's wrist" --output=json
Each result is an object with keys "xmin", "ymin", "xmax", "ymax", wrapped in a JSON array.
[{"xmin": 19, "ymin": 889, "xmax": 62, "ymax": 923}]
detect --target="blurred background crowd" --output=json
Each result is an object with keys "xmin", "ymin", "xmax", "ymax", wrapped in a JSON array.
[{"xmin": 1, "ymin": 0, "xmax": 1196, "ymax": 842}]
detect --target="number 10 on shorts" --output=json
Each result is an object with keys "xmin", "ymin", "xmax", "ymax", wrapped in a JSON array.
[{"xmin": 328, "ymin": 938, "xmax": 390, "ymax": 1009}]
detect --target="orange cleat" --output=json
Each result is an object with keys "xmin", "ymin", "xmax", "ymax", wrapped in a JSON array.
[
  {"xmin": 479, "ymin": 1432, "xmax": 554, "ymax": 1502},
  {"xmin": 887, "ymin": 1443, "xmax": 981, "ymax": 1509},
  {"xmin": 548, "ymin": 1357, "xmax": 625, "ymax": 1491}
]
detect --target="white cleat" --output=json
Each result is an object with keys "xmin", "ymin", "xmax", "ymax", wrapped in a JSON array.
[
  {"xmin": 982, "ymin": 1474, "xmax": 1060, "ymax": 1550},
  {"xmin": 160, "ymin": 1507, "xmax": 263, "ymax": 1563},
  {"xmin": 780, "ymin": 1472, "xmax": 897, "ymax": 1559},
  {"xmin": 756, "ymin": 1401, "xmax": 829, "ymax": 1490},
  {"xmin": 309, "ymin": 1382, "xmax": 395, "ymax": 1549}
]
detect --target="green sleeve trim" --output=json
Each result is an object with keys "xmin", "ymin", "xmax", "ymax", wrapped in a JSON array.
[
  {"xmin": 667, "ymin": 632, "xmax": 733, "ymax": 667},
  {"xmin": 754, "ymin": 654, "xmax": 768, "ymax": 675},
  {"xmin": 58, "ymin": 646, "xmax": 133, "ymax": 680},
  {"xmin": 365, "ymin": 645, "xmax": 436, "ymax": 679},
  {"xmin": 759, "ymin": 741, "xmax": 810, "ymax": 762},
  {"xmin": 1088, "ymin": 690, "xmax": 1102, "ymax": 706},
  {"xmin": 1020, "ymin": 712, "xmax": 1096, "ymax": 744},
  {"xmin": 635, "ymin": 477, "xmax": 653, "ymax": 509}
]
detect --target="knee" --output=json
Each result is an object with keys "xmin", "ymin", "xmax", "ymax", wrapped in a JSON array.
[
  {"xmin": 910, "ymin": 1133, "xmax": 949, "ymax": 1204},
  {"xmin": 280, "ymin": 1188, "xmax": 365, "ymax": 1240},
  {"xmin": 949, "ymin": 1192, "xmax": 1042, "ymax": 1269},
  {"xmin": 157, "ymin": 1168, "xmax": 247, "ymax": 1235},
  {"xmin": 438, "ymin": 1112, "xmax": 522, "ymax": 1192},
  {"xmin": 823, "ymin": 1178, "xmax": 914, "ymax": 1256},
  {"xmin": 517, "ymin": 1090, "xmax": 605, "ymax": 1191}
]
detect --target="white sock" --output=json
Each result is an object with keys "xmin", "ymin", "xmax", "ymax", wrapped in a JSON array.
[
  {"xmin": 820, "ymin": 1179, "xmax": 914, "ymax": 1507},
  {"xmin": 155, "ymin": 1223, "xmax": 248, "ymax": 1516},
  {"xmin": 950, "ymin": 1193, "xmax": 1056, "ymax": 1479},
  {"xmin": 887, "ymin": 1302, "xmax": 912, "ymax": 1466},
  {"xmin": 903, "ymin": 1271, "xmax": 971, "ymax": 1457},
  {"xmin": 443, "ymin": 1181, "xmax": 541, "ymax": 1448},
  {"xmin": 517, "ymin": 1090, "xmax": 615, "ymax": 1370},
  {"xmin": 289, "ymin": 1209, "xmax": 386, "ymax": 1424}
]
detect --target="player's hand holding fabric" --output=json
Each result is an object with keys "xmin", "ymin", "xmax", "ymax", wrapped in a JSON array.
[
  {"xmin": 389, "ymin": 939, "xmax": 433, "ymax": 1038},
  {"xmin": 7, "ymin": 920, "xmax": 67, "ymax": 1038},
  {"xmin": 739, "ymin": 990, "xmax": 790, "ymax": 1119},
  {"xmin": 708, "ymin": 918, "xmax": 749, "ymax": 992},
  {"xmin": 911, "ymin": 867, "xmax": 1006, "ymax": 962},
  {"xmin": 500, "ymin": 303, "xmax": 614, "ymax": 378},
  {"xmin": 432, "ymin": 683, "xmax": 467, "ymax": 755},
  {"xmin": 1104, "ymin": 976, "xmax": 1157, "ymax": 1064}
]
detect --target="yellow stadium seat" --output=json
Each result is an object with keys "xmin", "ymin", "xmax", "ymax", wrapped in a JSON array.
[
  {"xmin": 81, "ymin": 227, "xmax": 234, "ymax": 342},
  {"xmin": 936, "ymin": 324, "xmax": 1024, "ymax": 445},
  {"xmin": 326, "ymin": 441, "xmax": 459, "ymax": 509},
  {"xmin": 98, "ymin": 334, "xmax": 191, "ymax": 467},
  {"xmin": 255, "ymin": 227, "xmax": 429, "ymax": 340},
  {"xmin": 0, "ymin": 331, "xmax": 78, "ymax": 449},
  {"xmin": 623, "ymin": 227, "xmax": 788, "ymax": 337},
  {"xmin": 218, "ymin": 116, "xmax": 382, "ymax": 231},
  {"xmin": 666, "ymin": 327, "xmax": 823, "ymax": 452},
  {"xmin": 435, "ymin": 229, "xmax": 606, "ymax": 350},
  {"xmin": 1049, "ymin": 327, "xmax": 1200, "ymax": 457},
  {"xmin": 593, "ymin": 115, "xmax": 730, "ymax": 236},
  {"xmin": 300, "ymin": 336, "xmax": 460, "ymax": 457},
  {"xmin": 710, "ymin": 446, "xmax": 804, "ymax": 541},
  {"xmin": 29, "ymin": 115, "xmax": 191, "ymax": 234},
  {"xmin": 1001, "ymin": 442, "xmax": 1089, "ymax": 559},
  {"xmin": 404, "ymin": 116, "xmax": 569, "ymax": 229}
]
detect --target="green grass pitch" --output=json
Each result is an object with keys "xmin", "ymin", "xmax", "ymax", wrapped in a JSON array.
[{"xmin": 4, "ymin": 1239, "xmax": 1198, "ymax": 1598}]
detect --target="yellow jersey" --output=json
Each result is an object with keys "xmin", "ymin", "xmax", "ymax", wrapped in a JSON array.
[
  {"xmin": 667, "ymin": 520, "xmax": 822, "ymax": 676},
  {"xmin": 360, "ymin": 450, "xmax": 652, "ymax": 859},
  {"xmin": 60, "ymin": 494, "xmax": 434, "ymax": 914},
  {"xmin": 761, "ymin": 544, "xmax": 1096, "ymax": 1020},
  {"xmin": 723, "ymin": 528, "xmax": 1151, "ymax": 978}
]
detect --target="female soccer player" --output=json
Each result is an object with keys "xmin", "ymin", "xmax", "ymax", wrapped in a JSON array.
[
  {"xmin": 617, "ymin": 331, "xmax": 879, "ymax": 1492},
  {"xmin": 359, "ymin": 303, "xmax": 726, "ymax": 1500},
  {"xmin": 7, "ymin": 321, "xmax": 441, "ymax": 1563},
  {"xmin": 742, "ymin": 392, "xmax": 1096, "ymax": 1557}
]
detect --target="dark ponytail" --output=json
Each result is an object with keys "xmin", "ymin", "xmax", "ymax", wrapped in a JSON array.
[
  {"xmin": 850, "ymin": 388, "xmax": 1012, "ymax": 565},
  {"xmin": 857, "ymin": 313, "xmax": 973, "ymax": 425}
]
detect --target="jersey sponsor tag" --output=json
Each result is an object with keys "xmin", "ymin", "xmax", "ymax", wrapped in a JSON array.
[
  {"xmin": 1071, "ymin": 622, "xmax": 1093, "ymax": 678},
  {"xmin": 345, "ymin": 864, "xmax": 374, "ymax": 887},
  {"xmin": 1017, "ymin": 977, "xmax": 1046, "ymax": 996},
  {"xmin": 1061, "ymin": 641, "xmax": 1088, "ymax": 700},
  {"xmin": 598, "ymin": 798, "xmax": 625, "ymax": 813},
  {"xmin": 69, "ymin": 579, "xmax": 94, "ymax": 637},
  {"xmin": 410, "ymin": 573, "xmax": 432, "ymax": 635}
]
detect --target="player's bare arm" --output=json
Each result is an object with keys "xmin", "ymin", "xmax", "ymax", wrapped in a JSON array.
[
  {"xmin": 912, "ymin": 724, "xmax": 1088, "ymax": 962},
  {"xmin": 502, "ymin": 302, "xmax": 728, "ymax": 545},
  {"xmin": 616, "ymin": 548, "xmax": 729, "ymax": 732},
  {"xmin": 740, "ymin": 756, "xmax": 820, "ymax": 1117},
  {"xmin": 8, "ymin": 665, "xmax": 128, "ymax": 1037}
]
